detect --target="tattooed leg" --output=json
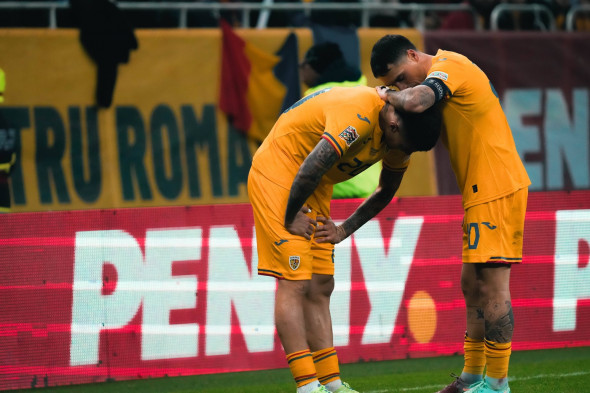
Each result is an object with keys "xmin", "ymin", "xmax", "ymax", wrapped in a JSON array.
[
  {"xmin": 485, "ymin": 300, "xmax": 514, "ymax": 343},
  {"xmin": 458, "ymin": 264, "xmax": 486, "ymax": 386},
  {"xmin": 476, "ymin": 264, "xmax": 513, "ymax": 342},
  {"xmin": 478, "ymin": 266, "xmax": 513, "ymax": 388},
  {"xmin": 462, "ymin": 264, "xmax": 485, "ymax": 340}
]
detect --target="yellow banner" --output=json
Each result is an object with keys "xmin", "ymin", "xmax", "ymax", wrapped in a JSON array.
[{"xmin": 0, "ymin": 28, "xmax": 434, "ymax": 212}]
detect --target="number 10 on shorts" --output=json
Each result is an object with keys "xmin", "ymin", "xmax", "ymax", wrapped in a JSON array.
[{"xmin": 468, "ymin": 222, "xmax": 480, "ymax": 249}]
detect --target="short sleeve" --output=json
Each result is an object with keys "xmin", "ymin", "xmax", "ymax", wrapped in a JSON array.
[
  {"xmin": 426, "ymin": 56, "xmax": 465, "ymax": 97},
  {"xmin": 321, "ymin": 106, "xmax": 376, "ymax": 157}
]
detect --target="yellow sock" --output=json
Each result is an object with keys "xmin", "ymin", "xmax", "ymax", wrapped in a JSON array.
[
  {"xmin": 463, "ymin": 335, "xmax": 486, "ymax": 375},
  {"xmin": 313, "ymin": 347, "xmax": 340, "ymax": 385},
  {"xmin": 484, "ymin": 339, "xmax": 511, "ymax": 379},
  {"xmin": 286, "ymin": 349, "xmax": 318, "ymax": 388}
]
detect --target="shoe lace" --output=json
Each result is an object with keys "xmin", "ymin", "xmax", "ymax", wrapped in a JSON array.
[
  {"xmin": 450, "ymin": 373, "xmax": 461, "ymax": 381},
  {"xmin": 448, "ymin": 373, "xmax": 479, "ymax": 391},
  {"xmin": 450, "ymin": 373, "xmax": 466, "ymax": 387}
]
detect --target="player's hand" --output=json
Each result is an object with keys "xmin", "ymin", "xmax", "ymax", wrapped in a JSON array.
[
  {"xmin": 314, "ymin": 216, "xmax": 346, "ymax": 244},
  {"xmin": 285, "ymin": 206, "xmax": 317, "ymax": 240},
  {"xmin": 376, "ymin": 85, "xmax": 395, "ymax": 104}
]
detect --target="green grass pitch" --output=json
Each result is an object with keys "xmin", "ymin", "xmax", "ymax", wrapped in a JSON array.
[{"xmin": 13, "ymin": 346, "xmax": 590, "ymax": 393}]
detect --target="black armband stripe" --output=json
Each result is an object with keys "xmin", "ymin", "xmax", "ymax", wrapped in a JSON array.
[{"xmin": 421, "ymin": 78, "xmax": 451, "ymax": 103}]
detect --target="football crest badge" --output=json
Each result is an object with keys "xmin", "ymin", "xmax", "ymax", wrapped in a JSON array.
[
  {"xmin": 338, "ymin": 126, "xmax": 359, "ymax": 146},
  {"xmin": 289, "ymin": 256, "xmax": 301, "ymax": 271}
]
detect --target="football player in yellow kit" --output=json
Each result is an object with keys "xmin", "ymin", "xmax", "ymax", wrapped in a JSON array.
[
  {"xmin": 371, "ymin": 35, "xmax": 531, "ymax": 393},
  {"xmin": 248, "ymin": 85, "xmax": 441, "ymax": 393}
]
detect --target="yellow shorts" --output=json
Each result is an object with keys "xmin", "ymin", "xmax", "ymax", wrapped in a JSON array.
[
  {"xmin": 462, "ymin": 187, "xmax": 528, "ymax": 264},
  {"xmin": 247, "ymin": 168, "xmax": 335, "ymax": 280}
]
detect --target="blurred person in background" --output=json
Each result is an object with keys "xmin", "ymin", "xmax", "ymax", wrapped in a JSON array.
[
  {"xmin": 371, "ymin": 34, "xmax": 530, "ymax": 393},
  {"xmin": 299, "ymin": 42, "xmax": 379, "ymax": 199},
  {"xmin": 300, "ymin": 42, "xmax": 366, "ymax": 95},
  {"xmin": 0, "ymin": 68, "xmax": 16, "ymax": 213},
  {"xmin": 438, "ymin": 0, "xmax": 499, "ymax": 30},
  {"xmin": 439, "ymin": 0, "xmax": 482, "ymax": 30}
]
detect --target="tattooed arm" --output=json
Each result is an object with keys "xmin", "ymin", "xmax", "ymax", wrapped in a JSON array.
[
  {"xmin": 340, "ymin": 167, "xmax": 404, "ymax": 238},
  {"xmin": 315, "ymin": 167, "xmax": 405, "ymax": 244},
  {"xmin": 376, "ymin": 85, "xmax": 435, "ymax": 113},
  {"xmin": 284, "ymin": 138, "xmax": 339, "ymax": 239}
]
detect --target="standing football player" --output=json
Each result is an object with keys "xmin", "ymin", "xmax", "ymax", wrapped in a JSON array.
[{"xmin": 371, "ymin": 35, "xmax": 530, "ymax": 393}]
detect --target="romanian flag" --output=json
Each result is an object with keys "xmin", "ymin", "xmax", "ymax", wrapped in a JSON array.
[
  {"xmin": 274, "ymin": 32, "xmax": 301, "ymax": 113},
  {"xmin": 219, "ymin": 20, "xmax": 295, "ymax": 142}
]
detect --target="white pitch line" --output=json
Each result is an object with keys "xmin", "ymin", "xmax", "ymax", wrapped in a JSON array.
[{"xmin": 365, "ymin": 371, "xmax": 590, "ymax": 393}]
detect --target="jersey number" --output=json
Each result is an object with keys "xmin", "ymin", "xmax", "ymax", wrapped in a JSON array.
[
  {"xmin": 467, "ymin": 223, "xmax": 480, "ymax": 250},
  {"xmin": 337, "ymin": 158, "xmax": 371, "ymax": 176}
]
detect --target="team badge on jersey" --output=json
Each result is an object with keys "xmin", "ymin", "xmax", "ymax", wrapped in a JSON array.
[
  {"xmin": 427, "ymin": 71, "xmax": 449, "ymax": 81},
  {"xmin": 289, "ymin": 256, "xmax": 300, "ymax": 271},
  {"xmin": 339, "ymin": 126, "xmax": 359, "ymax": 146}
]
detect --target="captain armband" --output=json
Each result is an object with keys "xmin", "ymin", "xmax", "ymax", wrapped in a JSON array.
[{"xmin": 421, "ymin": 78, "xmax": 451, "ymax": 103}]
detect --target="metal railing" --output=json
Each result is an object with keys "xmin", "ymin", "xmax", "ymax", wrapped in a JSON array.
[
  {"xmin": 490, "ymin": 3, "xmax": 555, "ymax": 31},
  {"xmin": 565, "ymin": 4, "xmax": 590, "ymax": 31},
  {"xmin": 0, "ymin": 1, "xmax": 478, "ymax": 30},
  {"xmin": 0, "ymin": 1, "xmax": 67, "ymax": 29}
]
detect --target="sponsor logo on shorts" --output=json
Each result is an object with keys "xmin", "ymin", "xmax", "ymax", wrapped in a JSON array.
[
  {"xmin": 427, "ymin": 71, "xmax": 449, "ymax": 81},
  {"xmin": 339, "ymin": 126, "xmax": 359, "ymax": 146},
  {"xmin": 482, "ymin": 222, "xmax": 497, "ymax": 230},
  {"xmin": 289, "ymin": 256, "xmax": 300, "ymax": 271},
  {"xmin": 274, "ymin": 239, "xmax": 288, "ymax": 246}
]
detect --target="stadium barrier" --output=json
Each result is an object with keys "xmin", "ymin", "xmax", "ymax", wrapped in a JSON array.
[{"xmin": 1, "ymin": 190, "xmax": 590, "ymax": 390}]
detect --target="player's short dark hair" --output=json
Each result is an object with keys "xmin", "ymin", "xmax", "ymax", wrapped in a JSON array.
[
  {"xmin": 370, "ymin": 35, "xmax": 417, "ymax": 78},
  {"xmin": 398, "ymin": 104, "xmax": 442, "ymax": 153}
]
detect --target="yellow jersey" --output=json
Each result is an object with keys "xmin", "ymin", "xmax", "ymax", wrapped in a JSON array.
[
  {"xmin": 251, "ymin": 86, "xmax": 409, "ymax": 191},
  {"xmin": 427, "ymin": 50, "xmax": 530, "ymax": 209}
]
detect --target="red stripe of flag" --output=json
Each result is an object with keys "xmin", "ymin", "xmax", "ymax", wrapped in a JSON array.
[{"xmin": 219, "ymin": 19, "xmax": 252, "ymax": 134}]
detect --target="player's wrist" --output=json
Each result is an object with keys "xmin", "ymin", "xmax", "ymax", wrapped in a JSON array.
[{"xmin": 336, "ymin": 225, "xmax": 347, "ymax": 241}]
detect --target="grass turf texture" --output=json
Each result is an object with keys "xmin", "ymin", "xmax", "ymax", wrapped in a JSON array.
[{"xmin": 14, "ymin": 346, "xmax": 590, "ymax": 393}]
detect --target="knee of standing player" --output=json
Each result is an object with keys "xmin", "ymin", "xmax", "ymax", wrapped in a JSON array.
[{"xmin": 460, "ymin": 274, "xmax": 480, "ymax": 300}]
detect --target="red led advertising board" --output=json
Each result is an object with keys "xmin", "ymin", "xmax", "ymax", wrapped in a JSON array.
[{"xmin": 1, "ymin": 191, "xmax": 589, "ymax": 390}]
